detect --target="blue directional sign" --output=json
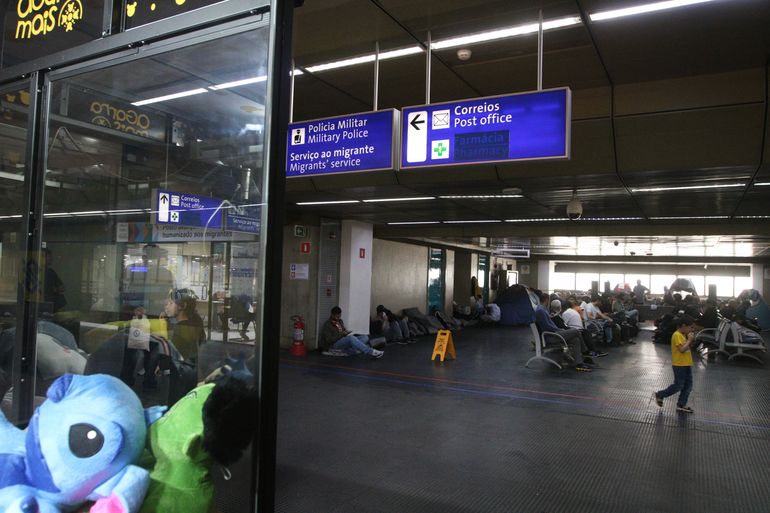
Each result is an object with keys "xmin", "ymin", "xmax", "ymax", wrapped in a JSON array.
[
  {"xmin": 225, "ymin": 213, "xmax": 260, "ymax": 234},
  {"xmin": 155, "ymin": 190, "xmax": 223, "ymax": 229},
  {"xmin": 286, "ymin": 109, "xmax": 398, "ymax": 177},
  {"xmin": 401, "ymin": 88, "xmax": 570, "ymax": 169}
]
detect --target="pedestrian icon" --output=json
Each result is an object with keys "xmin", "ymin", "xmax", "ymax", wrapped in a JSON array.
[
  {"xmin": 432, "ymin": 140, "xmax": 450, "ymax": 159},
  {"xmin": 292, "ymin": 128, "xmax": 305, "ymax": 145}
]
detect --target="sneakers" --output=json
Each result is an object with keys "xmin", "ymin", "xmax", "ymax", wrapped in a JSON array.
[
  {"xmin": 676, "ymin": 405, "xmax": 694, "ymax": 414},
  {"xmin": 575, "ymin": 363, "xmax": 593, "ymax": 372},
  {"xmin": 587, "ymin": 350, "xmax": 609, "ymax": 357},
  {"xmin": 653, "ymin": 392, "xmax": 663, "ymax": 407},
  {"xmin": 370, "ymin": 349, "xmax": 384, "ymax": 359}
]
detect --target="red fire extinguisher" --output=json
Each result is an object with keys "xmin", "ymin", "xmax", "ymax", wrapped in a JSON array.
[{"xmin": 290, "ymin": 315, "xmax": 307, "ymax": 356}]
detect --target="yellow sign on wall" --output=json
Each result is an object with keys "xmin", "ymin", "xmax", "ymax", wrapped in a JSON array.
[{"xmin": 431, "ymin": 329, "xmax": 456, "ymax": 362}]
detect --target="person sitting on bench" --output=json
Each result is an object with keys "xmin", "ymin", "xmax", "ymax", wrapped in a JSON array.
[{"xmin": 535, "ymin": 292, "xmax": 592, "ymax": 372}]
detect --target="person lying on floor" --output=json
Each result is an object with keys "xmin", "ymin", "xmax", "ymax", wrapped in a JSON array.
[
  {"xmin": 320, "ymin": 306, "xmax": 383, "ymax": 359},
  {"xmin": 376, "ymin": 305, "xmax": 415, "ymax": 345}
]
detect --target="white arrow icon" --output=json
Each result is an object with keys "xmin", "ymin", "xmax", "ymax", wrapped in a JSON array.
[{"xmin": 158, "ymin": 193, "xmax": 169, "ymax": 222}]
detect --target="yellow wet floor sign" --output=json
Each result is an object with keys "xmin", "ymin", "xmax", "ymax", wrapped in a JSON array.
[{"xmin": 431, "ymin": 329, "xmax": 456, "ymax": 361}]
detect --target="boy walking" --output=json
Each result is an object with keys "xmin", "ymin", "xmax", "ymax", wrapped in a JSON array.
[{"xmin": 653, "ymin": 315, "xmax": 696, "ymax": 413}]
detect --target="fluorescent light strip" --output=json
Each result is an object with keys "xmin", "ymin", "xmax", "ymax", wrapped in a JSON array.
[
  {"xmin": 362, "ymin": 197, "xmax": 435, "ymax": 203},
  {"xmin": 650, "ymin": 216, "xmax": 729, "ymax": 220},
  {"xmin": 443, "ymin": 219, "xmax": 502, "ymax": 224},
  {"xmin": 630, "ymin": 183, "xmax": 745, "ymax": 193},
  {"xmin": 305, "ymin": 46, "xmax": 423, "ymax": 73},
  {"xmin": 387, "ymin": 221, "xmax": 441, "ymax": 225},
  {"xmin": 580, "ymin": 217, "xmax": 644, "ymax": 221},
  {"xmin": 302, "ymin": 16, "xmax": 579, "ymax": 74},
  {"xmin": 0, "ymin": 215, "xmax": 22, "ymax": 219},
  {"xmin": 296, "ymin": 200, "xmax": 360, "ymax": 206},
  {"xmin": 736, "ymin": 215, "xmax": 770, "ymax": 219},
  {"xmin": 754, "ymin": 182, "xmax": 770, "ymax": 186},
  {"xmin": 439, "ymin": 194, "xmax": 522, "ymax": 199},
  {"xmin": 590, "ymin": 0, "xmax": 714, "ymax": 22},
  {"xmin": 44, "ymin": 212, "xmax": 70, "ymax": 217},
  {"xmin": 71, "ymin": 211, "xmax": 106, "ymax": 216},
  {"xmin": 105, "ymin": 209, "xmax": 144, "ymax": 215},
  {"xmin": 209, "ymin": 76, "xmax": 267, "ymax": 90},
  {"xmin": 506, "ymin": 218, "xmax": 567, "ymax": 222},
  {"xmin": 132, "ymin": 88, "xmax": 208, "ymax": 106},
  {"xmin": 432, "ymin": 16, "xmax": 581, "ymax": 50}
]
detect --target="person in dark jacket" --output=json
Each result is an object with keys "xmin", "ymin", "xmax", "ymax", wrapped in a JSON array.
[
  {"xmin": 376, "ymin": 305, "xmax": 415, "ymax": 345},
  {"xmin": 320, "ymin": 306, "xmax": 383, "ymax": 358}
]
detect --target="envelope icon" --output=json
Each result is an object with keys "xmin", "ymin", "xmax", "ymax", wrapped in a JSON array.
[{"xmin": 432, "ymin": 109, "xmax": 450, "ymax": 129}]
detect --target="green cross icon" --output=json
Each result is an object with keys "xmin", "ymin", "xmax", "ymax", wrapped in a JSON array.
[{"xmin": 433, "ymin": 142, "xmax": 448, "ymax": 157}]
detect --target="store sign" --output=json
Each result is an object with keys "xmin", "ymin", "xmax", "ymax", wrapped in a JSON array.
[
  {"xmin": 1, "ymin": 0, "xmax": 107, "ymax": 68},
  {"xmin": 65, "ymin": 87, "xmax": 167, "ymax": 142},
  {"xmin": 154, "ymin": 190, "xmax": 223, "ymax": 229},
  {"xmin": 286, "ymin": 109, "xmax": 398, "ymax": 177},
  {"xmin": 124, "ymin": 0, "xmax": 226, "ymax": 30},
  {"xmin": 400, "ymin": 88, "xmax": 570, "ymax": 169}
]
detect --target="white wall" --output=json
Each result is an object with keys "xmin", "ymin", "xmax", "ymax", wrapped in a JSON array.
[
  {"xmin": 339, "ymin": 220, "xmax": 373, "ymax": 334},
  {"xmin": 371, "ymin": 239, "xmax": 428, "ymax": 315}
]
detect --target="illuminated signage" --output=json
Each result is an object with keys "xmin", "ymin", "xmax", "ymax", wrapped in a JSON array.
[
  {"xmin": 64, "ymin": 87, "xmax": 167, "ymax": 142},
  {"xmin": 286, "ymin": 109, "xmax": 397, "ymax": 177},
  {"xmin": 401, "ymin": 88, "xmax": 571, "ymax": 169},
  {"xmin": 154, "ymin": 189, "xmax": 224, "ymax": 229},
  {"xmin": 124, "ymin": 0, "xmax": 226, "ymax": 30},
  {"xmin": 1, "ymin": 0, "xmax": 107, "ymax": 68}
]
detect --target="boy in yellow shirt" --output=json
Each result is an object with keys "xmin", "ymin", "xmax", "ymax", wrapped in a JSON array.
[{"xmin": 653, "ymin": 315, "xmax": 696, "ymax": 413}]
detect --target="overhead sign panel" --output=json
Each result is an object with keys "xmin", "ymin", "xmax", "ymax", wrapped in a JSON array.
[
  {"xmin": 153, "ymin": 190, "xmax": 223, "ymax": 229},
  {"xmin": 401, "ymin": 88, "xmax": 570, "ymax": 169},
  {"xmin": 286, "ymin": 109, "xmax": 398, "ymax": 177}
]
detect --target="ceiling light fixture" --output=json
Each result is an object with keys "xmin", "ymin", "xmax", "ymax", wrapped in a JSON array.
[
  {"xmin": 362, "ymin": 196, "xmax": 435, "ymax": 203},
  {"xmin": 506, "ymin": 218, "xmax": 568, "ymax": 222},
  {"xmin": 386, "ymin": 221, "xmax": 442, "ymax": 225},
  {"xmin": 132, "ymin": 88, "xmax": 208, "ymax": 106},
  {"xmin": 431, "ymin": 16, "xmax": 582, "ymax": 50},
  {"xmin": 439, "ymin": 194, "xmax": 522, "ymax": 199},
  {"xmin": 296, "ymin": 200, "xmax": 360, "ymax": 205},
  {"xmin": 590, "ymin": 0, "xmax": 715, "ymax": 22},
  {"xmin": 305, "ymin": 46, "xmax": 422, "ymax": 73},
  {"xmin": 754, "ymin": 182, "xmax": 770, "ymax": 186},
  {"xmin": 209, "ymin": 76, "xmax": 267, "ymax": 90},
  {"xmin": 443, "ymin": 219, "xmax": 502, "ymax": 224},
  {"xmin": 630, "ymin": 183, "xmax": 745, "ymax": 193},
  {"xmin": 735, "ymin": 215, "xmax": 770, "ymax": 219},
  {"xmin": 649, "ymin": 216, "xmax": 729, "ymax": 220},
  {"xmin": 300, "ymin": 16, "xmax": 579, "ymax": 74}
]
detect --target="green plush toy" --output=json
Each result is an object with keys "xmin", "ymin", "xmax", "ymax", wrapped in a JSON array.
[{"xmin": 139, "ymin": 378, "xmax": 257, "ymax": 513}]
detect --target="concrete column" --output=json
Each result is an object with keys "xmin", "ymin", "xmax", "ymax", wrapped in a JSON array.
[{"xmin": 338, "ymin": 220, "xmax": 373, "ymax": 334}]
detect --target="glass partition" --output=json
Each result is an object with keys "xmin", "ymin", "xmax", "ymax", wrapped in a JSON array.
[
  {"xmin": 0, "ymin": 81, "xmax": 29, "ymax": 421},
  {"xmin": 38, "ymin": 24, "xmax": 270, "ymax": 512}
]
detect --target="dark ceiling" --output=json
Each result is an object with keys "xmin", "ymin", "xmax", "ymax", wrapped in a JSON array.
[{"xmin": 287, "ymin": 0, "xmax": 770, "ymax": 259}]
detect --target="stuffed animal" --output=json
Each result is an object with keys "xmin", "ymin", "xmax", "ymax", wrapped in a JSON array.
[
  {"xmin": 139, "ymin": 377, "xmax": 258, "ymax": 513},
  {"xmin": 0, "ymin": 374, "xmax": 165, "ymax": 513}
]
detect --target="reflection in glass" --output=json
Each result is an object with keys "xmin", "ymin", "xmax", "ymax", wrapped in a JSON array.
[
  {"xmin": 38, "ymin": 27, "xmax": 270, "ymax": 512},
  {"xmin": 0, "ymin": 82, "xmax": 28, "ymax": 422}
]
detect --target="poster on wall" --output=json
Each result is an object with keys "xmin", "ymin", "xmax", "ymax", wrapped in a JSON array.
[
  {"xmin": 289, "ymin": 263, "xmax": 309, "ymax": 280},
  {"xmin": 1, "ymin": 0, "xmax": 109, "ymax": 68}
]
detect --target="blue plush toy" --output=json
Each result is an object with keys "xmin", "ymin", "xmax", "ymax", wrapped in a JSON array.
[{"xmin": 0, "ymin": 374, "xmax": 165, "ymax": 513}]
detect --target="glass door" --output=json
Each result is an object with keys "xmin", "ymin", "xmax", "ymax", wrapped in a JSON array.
[
  {"xmin": 0, "ymin": 80, "xmax": 31, "ymax": 423},
  {"xmin": 37, "ymin": 22, "xmax": 272, "ymax": 513}
]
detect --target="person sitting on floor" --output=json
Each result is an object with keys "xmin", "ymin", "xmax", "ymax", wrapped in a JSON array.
[
  {"xmin": 534, "ymin": 291, "xmax": 593, "ymax": 372},
  {"xmin": 480, "ymin": 303, "xmax": 501, "ymax": 323},
  {"xmin": 376, "ymin": 305, "xmax": 415, "ymax": 345},
  {"xmin": 320, "ymin": 306, "xmax": 383, "ymax": 358}
]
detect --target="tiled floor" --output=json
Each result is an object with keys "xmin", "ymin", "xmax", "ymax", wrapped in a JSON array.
[{"xmin": 276, "ymin": 323, "xmax": 770, "ymax": 513}]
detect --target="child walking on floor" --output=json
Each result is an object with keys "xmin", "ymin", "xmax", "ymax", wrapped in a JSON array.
[{"xmin": 654, "ymin": 315, "xmax": 696, "ymax": 413}]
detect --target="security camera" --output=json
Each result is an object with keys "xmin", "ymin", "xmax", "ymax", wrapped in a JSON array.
[
  {"xmin": 566, "ymin": 190, "xmax": 582, "ymax": 220},
  {"xmin": 457, "ymin": 48, "xmax": 472, "ymax": 61}
]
